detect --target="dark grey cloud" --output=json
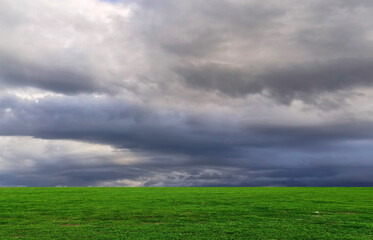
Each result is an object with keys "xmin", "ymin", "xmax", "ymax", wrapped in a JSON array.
[
  {"xmin": 3, "ymin": 95, "xmax": 372, "ymax": 159},
  {"xmin": 177, "ymin": 57, "xmax": 373, "ymax": 104},
  {"xmin": 0, "ymin": 95, "xmax": 246, "ymax": 158},
  {"xmin": 260, "ymin": 58, "xmax": 373, "ymax": 104},
  {"xmin": 0, "ymin": 55, "xmax": 104, "ymax": 94},
  {"xmin": 2, "ymin": 159, "xmax": 372, "ymax": 187}
]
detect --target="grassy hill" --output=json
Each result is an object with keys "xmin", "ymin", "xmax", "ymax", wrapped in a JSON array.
[{"xmin": 0, "ymin": 187, "xmax": 372, "ymax": 239}]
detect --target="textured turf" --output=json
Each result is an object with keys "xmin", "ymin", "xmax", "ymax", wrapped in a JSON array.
[{"xmin": 0, "ymin": 187, "xmax": 372, "ymax": 239}]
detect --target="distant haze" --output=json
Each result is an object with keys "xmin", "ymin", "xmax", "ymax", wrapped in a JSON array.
[{"xmin": 0, "ymin": 0, "xmax": 373, "ymax": 186}]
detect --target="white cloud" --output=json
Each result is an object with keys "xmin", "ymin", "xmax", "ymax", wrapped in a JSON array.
[{"xmin": 0, "ymin": 136, "xmax": 142, "ymax": 173}]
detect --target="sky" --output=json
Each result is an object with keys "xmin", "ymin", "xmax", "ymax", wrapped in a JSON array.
[{"xmin": 1, "ymin": 0, "xmax": 373, "ymax": 187}]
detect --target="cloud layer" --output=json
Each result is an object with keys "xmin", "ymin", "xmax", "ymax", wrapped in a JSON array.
[{"xmin": 0, "ymin": 0, "xmax": 373, "ymax": 186}]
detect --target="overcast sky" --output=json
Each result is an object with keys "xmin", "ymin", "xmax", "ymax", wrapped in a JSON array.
[{"xmin": 1, "ymin": 0, "xmax": 373, "ymax": 187}]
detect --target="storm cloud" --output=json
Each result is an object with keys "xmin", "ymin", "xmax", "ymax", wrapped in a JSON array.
[
  {"xmin": 177, "ymin": 57, "xmax": 373, "ymax": 103},
  {"xmin": 0, "ymin": 0, "xmax": 373, "ymax": 186}
]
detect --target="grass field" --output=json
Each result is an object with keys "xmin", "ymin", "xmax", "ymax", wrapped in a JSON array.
[{"xmin": 0, "ymin": 187, "xmax": 372, "ymax": 239}]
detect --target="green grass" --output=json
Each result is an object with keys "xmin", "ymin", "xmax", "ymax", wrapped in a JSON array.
[{"xmin": 0, "ymin": 188, "xmax": 372, "ymax": 239}]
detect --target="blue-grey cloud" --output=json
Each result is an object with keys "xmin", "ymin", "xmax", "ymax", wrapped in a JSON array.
[{"xmin": 1, "ymin": 95, "xmax": 373, "ymax": 186}]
